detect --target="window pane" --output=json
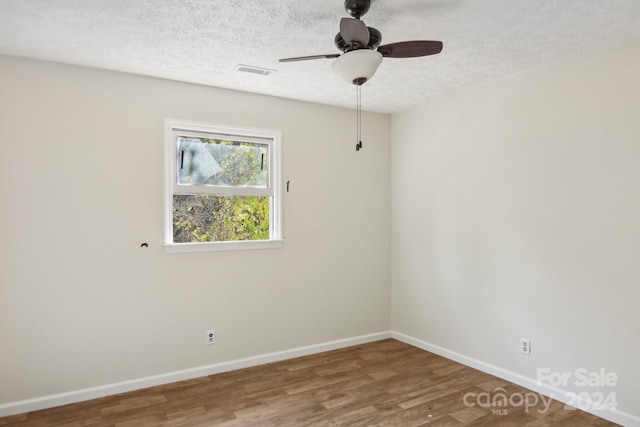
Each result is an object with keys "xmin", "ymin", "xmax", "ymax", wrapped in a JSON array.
[
  {"xmin": 177, "ymin": 137, "xmax": 268, "ymax": 187},
  {"xmin": 173, "ymin": 194, "xmax": 270, "ymax": 243}
]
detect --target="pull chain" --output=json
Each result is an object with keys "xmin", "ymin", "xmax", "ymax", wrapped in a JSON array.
[{"xmin": 356, "ymin": 85, "xmax": 363, "ymax": 151}]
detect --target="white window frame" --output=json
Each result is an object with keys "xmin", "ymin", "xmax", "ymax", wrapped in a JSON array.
[{"xmin": 164, "ymin": 118, "xmax": 283, "ymax": 253}]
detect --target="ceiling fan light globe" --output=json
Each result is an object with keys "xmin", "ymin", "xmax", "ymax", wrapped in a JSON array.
[{"xmin": 332, "ymin": 49, "xmax": 383, "ymax": 85}]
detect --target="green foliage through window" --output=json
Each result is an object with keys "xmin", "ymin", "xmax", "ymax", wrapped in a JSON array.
[
  {"xmin": 173, "ymin": 137, "xmax": 270, "ymax": 243},
  {"xmin": 178, "ymin": 137, "xmax": 268, "ymax": 187},
  {"xmin": 173, "ymin": 195, "xmax": 269, "ymax": 242}
]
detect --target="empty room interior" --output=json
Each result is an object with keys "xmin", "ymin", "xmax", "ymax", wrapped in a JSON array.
[{"xmin": 1, "ymin": 1, "xmax": 639, "ymax": 426}]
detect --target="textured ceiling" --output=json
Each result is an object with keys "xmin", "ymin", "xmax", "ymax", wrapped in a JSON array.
[{"xmin": 1, "ymin": 0, "xmax": 640, "ymax": 113}]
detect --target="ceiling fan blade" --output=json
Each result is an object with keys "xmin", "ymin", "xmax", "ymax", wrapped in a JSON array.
[
  {"xmin": 279, "ymin": 54, "xmax": 341, "ymax": 62},
  {"xmin": 340, "ymin": 17, "xmax": 370, "ymax": 46},
  {"xmin": 377, "ymin": 41, "xmax": 443, "ymax": 58}
]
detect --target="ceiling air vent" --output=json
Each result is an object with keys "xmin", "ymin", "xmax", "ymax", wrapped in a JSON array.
[{"xmin": 234, "ymin": 64, "xmax": 276, "ymax": 76}]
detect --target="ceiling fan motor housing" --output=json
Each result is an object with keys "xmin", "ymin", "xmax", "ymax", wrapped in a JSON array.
[
  {"xmin": 334, "ymin": 27, "xmax": 381, "ymax": 52},
  {"xmin": 344, "ymin": 0, "xmax": 371, "ymax": 18}
]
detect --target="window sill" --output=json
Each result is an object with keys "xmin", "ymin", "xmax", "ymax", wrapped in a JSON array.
[{"xmin": 164, "ymin": 239, "xmax": 284, "ymax": 253}]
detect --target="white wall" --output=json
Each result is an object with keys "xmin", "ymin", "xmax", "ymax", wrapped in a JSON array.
[
  {"xmin": 391, "ymin": 37, "xmax": 640, "ymax": 420},
  {"xmin": 0, "ymin": 56, "xmax": 391, "ymax": 405}
]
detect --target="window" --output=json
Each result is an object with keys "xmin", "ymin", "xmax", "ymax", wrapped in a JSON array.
[{"xmin": 164, "ymin": 119, "xmax": 282, "ymax": 252}]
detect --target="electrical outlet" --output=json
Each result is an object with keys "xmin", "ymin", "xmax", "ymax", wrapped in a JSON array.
[
  {"xmin": 206, "ymin": 329, "xmax": 215, "ymax": 345},
  {"xmin": 520, "ymin": 338, "xmax": 531, "ymax": 355}
]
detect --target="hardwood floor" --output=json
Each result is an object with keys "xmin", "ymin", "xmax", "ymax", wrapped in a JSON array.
[{"xmin": 0, "ymin": 339, "xmax": 617, "ymax": 426}]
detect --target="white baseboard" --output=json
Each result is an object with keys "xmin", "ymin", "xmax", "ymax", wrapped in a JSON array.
[
  {"xmin": 391, "ymin": 331, "xmax": 640, "ymax": 427},
  {"xmin": 0, "ymin": 331, "xmax": 392, "ymax": 418}
]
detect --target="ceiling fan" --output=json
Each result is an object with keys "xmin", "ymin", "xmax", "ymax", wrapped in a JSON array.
[
  {"xmin": 279, "ymin": 0, "xmax": 443, "ymax": 86},
  {"xmin": 279, "ymin": 0, "xmax": 443, "ymax": 151}
]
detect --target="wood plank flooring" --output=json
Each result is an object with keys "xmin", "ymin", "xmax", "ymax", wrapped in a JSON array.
[{"xmin": 0, "ymin": 339, "xmax": 618, "ymax": 426}]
